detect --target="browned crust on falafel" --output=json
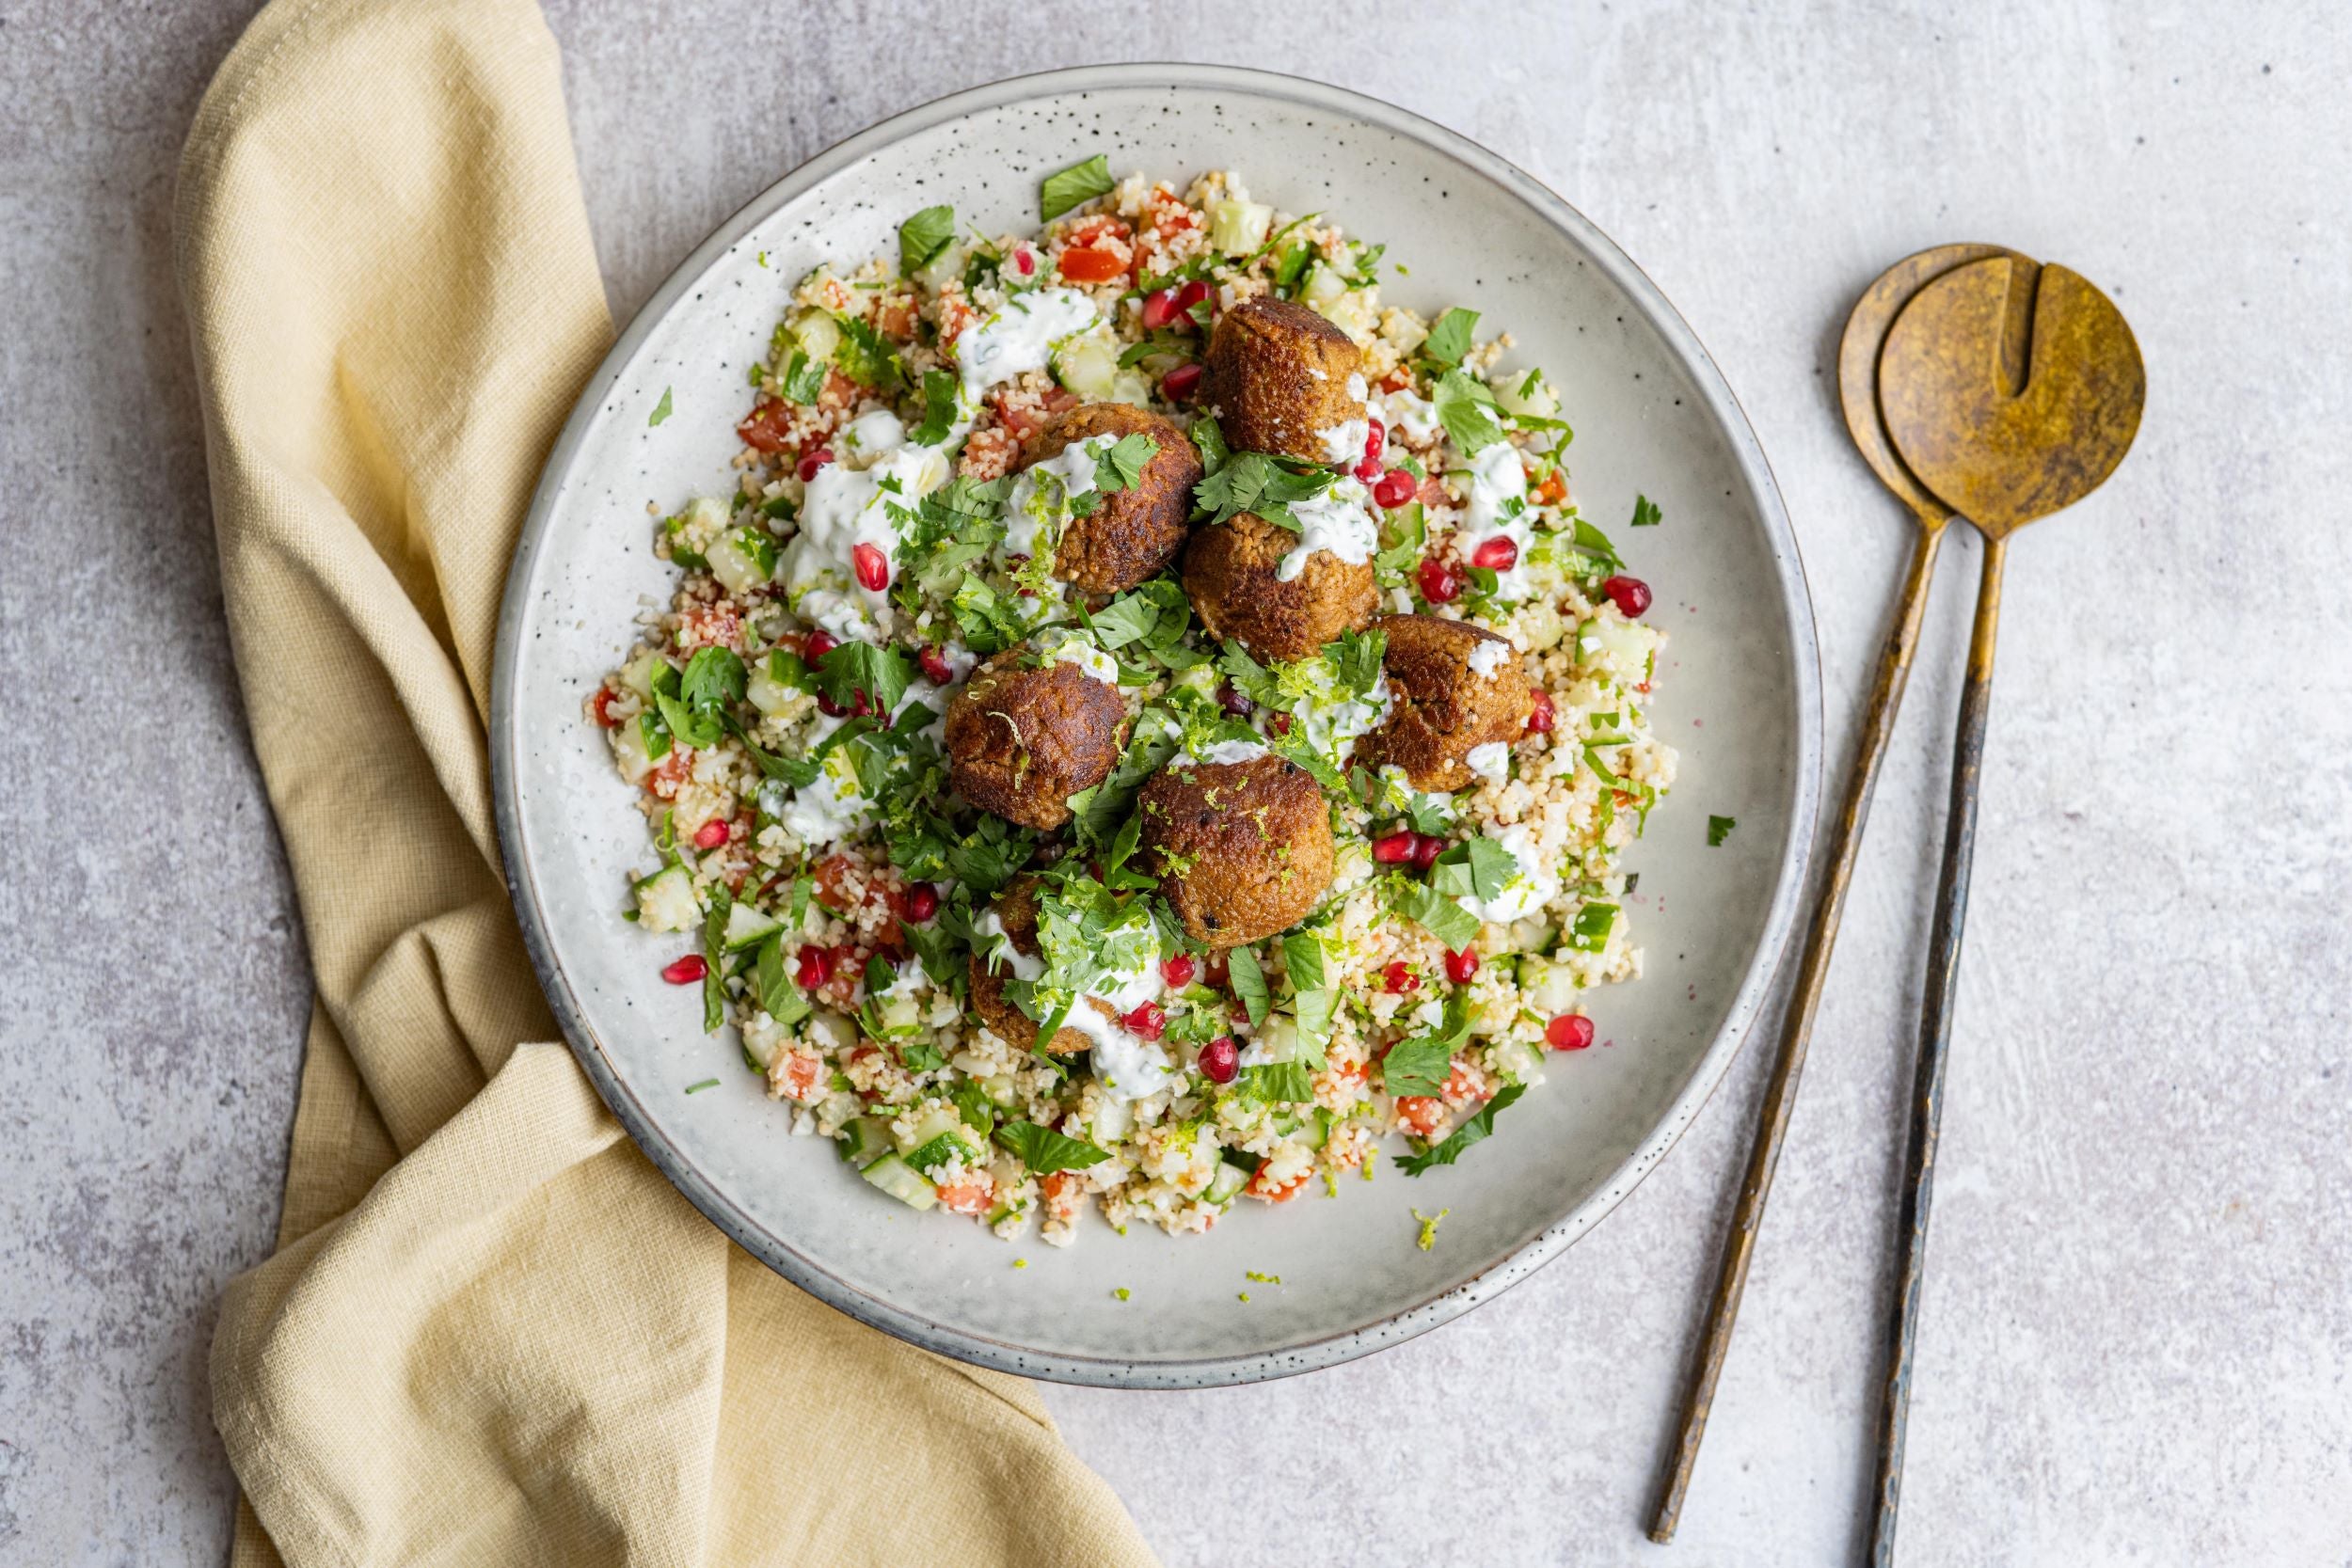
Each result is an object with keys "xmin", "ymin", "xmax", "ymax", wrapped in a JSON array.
[
  {"xmin": 1139, "ymin": 754, "xmax": 1335, "ymax": 948},
  {"xmin": 1022, "ymin": 404, "xmax": 1203, "ymax": 595},
  {"xmin": 1200, "ymin": 296, "xmax": 1364, "ymax": 463},
  {"xmin": 944, "ymin": 652, "xmax": 1128, "ymax": 831},
  {"xmin": 1354, "ymin": 613, "xmax": 1534, "ymax": 792},
  {"xmin": 1180, "ymin": 510, "xmax": 1378, "ymax": 664},
  {"xmin": 966, "ymin": 876, "xmax": 1104, "ymax": 1054}
]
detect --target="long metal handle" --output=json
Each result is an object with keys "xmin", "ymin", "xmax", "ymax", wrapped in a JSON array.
[
  {"xmin": 1867, "ymin": 532, "xmax": 2006, "ymax": 1564},
  {"xmin": 1647, "ymin": 519, "xmax": 1948, "ymax": 1543}
]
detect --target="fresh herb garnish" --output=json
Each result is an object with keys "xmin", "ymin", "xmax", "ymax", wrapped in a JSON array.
[
  {"xmin": 1239, "ymin": 1061, "xmax": 1314, "ymax": 1104},
  {"xmin": 831, "ymin": 311, "xmax": 905, "ymax": 389},
  {"xmin": 1396, "ymin": 1084, "xmax": 1526, "ymax": 1175},
  {"xmin": 898, "ymin": 203, "xmax": 956, "ymax": 277},
  {"xmin": 1432, "ymin": 836, "xmax": 1518, "ymax": 905},
  {"xmin": 1708, "ymin": 814, "xmax": 1736, "ymax": 846},
  {"xmin": 684, "ymin": 1078, "xmax": 720, "ymax": 1094},
  {"xmin": 1383, "ymin": 989, "xmax": 1474, "ymax": 1099},
  {"xmin": 648, "ymin": 387, "xmax": 674, "ymax": 427},
  {"xmin": 1093, "ymin": 433, "xmax": 1159, "ymax": 495},
  {"xmin": 778, "ymin": 348, "xmax": 828, "ymax": 405},
  {"xmin": 1433, "ymin": 369, "xmax": 1505, "ymax": 455},
  {"xmin": 1227, "ymin": 943, "xmax": 1271, "ymax": 1027},
  {"xmin": 1193, "ymin": 451, "xmax": 1337, "ymax": 532},
  {"xmin": 1422, "ymin": 307, "xmax": 1478, "ymax": 367},
  {"xmin": 812, "ymin": 640, "xmax": 915, "ymax": 716},
  {"xmin": 1631, "ymin": 493, "xmax": 1663, "ymax": 529},
  {"xmin": 910, "ymin": 368, "xmax": 961, "ymax": 445},
  {"xmin": 994, "ymin": 1119, "xmax": 1111, "ymax": 1174},
  {"xmin": 1390, "ymin": 879, "xmax": 1481, "ymax": 951},
  {"xmin": 1039, "ymin": 153, "xmax": 1115, "ymax": 221}
]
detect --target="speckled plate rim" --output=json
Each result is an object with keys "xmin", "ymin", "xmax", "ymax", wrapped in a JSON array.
[{"xmin": 493, "ymin": 61, "xmax": 1821, "ymax": 1389}]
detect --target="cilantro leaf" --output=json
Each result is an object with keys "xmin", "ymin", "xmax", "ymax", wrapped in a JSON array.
[
  {"xmin": 1189, "ymin": 415, "xmax": 1232, "ymax": 476},
  {"xmin": 1086, "ymin": 591, "xmax": 1161, "ymax": 650},
  {"xmin": 778, "ymin": 349, "xmax": 827, "ymax": 405},
  {"xmin": 1422, "ymin": 308, "xmax": 1478, "ymax": 367},
  {"xmin": 1228, "ymin": 943, "xmax": 1270, "ymax": 1027},
  {"xmin": 831, "ymin": 312, "xmax": 905, "ymax": 389},
  {"xmin": 1192, "ymin": 451, "xmax": 1336, "ymax": 532},
  {"xmin": 1434, "ymin": 369, "xmax": 1505, "ymax": 455},
  {"xmin": 995, "ymin": 1119, "xmax": 1111, "ymax": 1174},
  {"xmin": 1382, "ymin": 1033, "xmax": 1455, "ymax": 1099},
  {"xmin": 812, "ymin": 641, "xmax": 914, "ymax": 716},
  {"xmin": 1632, "ymin": 493, "xmax": 1663, "ymax": 529},
  {"xmin": 754, "ymin": 933, "xmax": 812, "ymax": 1028},
  {"xmin": 1433, "ymin": 837, "xmax": 1518, "ymax": 904},
  {"xmin": 1094, "ymin": 433, "xmax": 1159, "ymax": 495},
  {"xmin": 1039, "ymin": 153, "xmax": 1115, "ymax": 222},
  {"xmin": 898, "ymin": 203, "xmax": 956, "ymax": 277},
  {"xmin": 1390, "ymin": 879, "xmax": 1481, "ymax": 951},
  {"xmin": 910, "ymin": 369, "xmax": 961, "ymax": 446},
  {"xmin": 679, "ymin": 645, "xmax": 746, "ymax": 715},
  {"xmin": 1708, "ymin": 814, "xmax": 1736, "ymax": 846},
  {"xmin": 1239, "ymin": 1061, "xmax": 1314, "ymax": 1104},
  {"xmin": 1396, "ymin": 1083, "xmax": 1526, "ymax": 1175},
  {"xmin": 648, "ymin": 387, "xmax": 674, "ymax": 427},
  {"xmin": 1329, "ymin": 626, "xmax": 1386, "ymax": 697}
]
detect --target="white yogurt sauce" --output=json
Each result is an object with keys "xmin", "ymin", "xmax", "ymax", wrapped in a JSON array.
[
  {"xmin": 1314, "ymin": 372, "xmax": 1376, "ymax": 464},
  {"xmin": 841, "ymin": 407, "xmax": 905, "ymax": 455},
  {"xmin": 1001, "ymin": 434, "xmax": 1110, "ymax": 561},
  {"xmin": 972, "ymin": 911, "xmax": 1044, "ymax": 981},
  {"xmin": 1457, "ymin": 441, "xmax": 1534, "ymax": 599},
  {"xmin": 1173, "ymin": 738, "xmax": 1270, "ymax": 768},
  {"xmin": 1466, "ymin": 740, "xmax": 1513, "ymax": 784},
  {"xmin": 783, "ymin": 440, "xmax": 951, "ymax": 639},
  {"xmin": 954, "ymin": 287, "xmax": 1100, "ymax": 401},
  {"xmin": 1275, "ymin": 476, "xmax": 1380, "ymax": 583},
  {"xmin": 1030, "ymin": 626, "xmax": 1119, "ymax": 688},
  {"xmin": 1381, "ymin": 386, "xmax": 1440, "ymax": 442},
  {"xmin": 1467, "ymin": 638, "xmax": 1514, "ymax": 678},
  {"xmin": 780, "ymin": 750, "xmax": 871, "ymax": 844},
  {"xmin": 1461, "ymin": 821, "xmax": 1562, "ymax": 924}
]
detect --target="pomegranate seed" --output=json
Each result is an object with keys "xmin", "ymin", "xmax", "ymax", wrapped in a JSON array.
[
  {"xmin": 1383, "ymin": 960, "xmax": 1419, "ymax": 995},
  {"xmin": 1362, "ymin": 417, "xmax": 1386, "ymax": 466},
  {"xmin": 1216, "ymin": 683, "xmax": 1254, "ymax": 719},
  {"xmin": 1411, "ymin": 833, "xmax": 1444, "ymax": 873},
  {"xmin": 1602, "ymin": 575, "xmax": 1653, "ymax": 616},
  {"xmin": 1269, "ymin": 712, "xmax": 1294, "ymax": 736},
  {"xmin": 815, "ymin": 691, "xmax": 847, "ymax": 718},
  {"xmin": 661, "ymin": 954, "xmax": 707, "ymax": 985},
  {"xmin": 691, "ymin": 817, "xmax": 729, "ymax": 850},
  {"xmin": 848, "ymin": 689, "xmax": 871, "ymax": 718},
  {"xmin": 1373, "ymin": 832, "xmax": 1420, "ymax": 865},
  {"xmin": 1200, "ymin": 1036, "xmax": 1240, "ymax": 1085},
  {"xmin": 1444, "ymin": 947, "xmax": 1481, "ymax": 984},
  {"xmin": 1161, "ymin": 361, "xmax": 1204, "ymax": 402},
  {"xmin": 1161, "ymin": 954, "xmax": 1198, "ymax": 988},
  {"xmin": 1122, "ymin": 1001, "xmax": 1168, "ymax": 1041},
  {"xmin": 1547, "ymin": 1012, "xmax": 1597, "ymax": 1052},
  {"xmin": 1472, "ymin": 535, "xmax": 1519, "ymax": 571},
  {"xmin": 1418, "ymin": 556, "xmax": 1461, "ymax": 604},
  {"xmin": 804, "ymin": 629, "xmax": 839, "ymax": 661},
  {"xmin": 1174, "ymin": 278, "xmax": 1212, "ymax": 320},
  {"xmin": 903, "ymin": 882, "xmax": 940, "ymax": 923},
  {"xmin": 1202, "ymin": 951, "xmax": 1231, "ymax": 990},
  {"xmin": 917, "ymin": 645, "xmax": 954, "ymax": 685},
  {"xmin": 1140, "ymin": 288, "xmax": 1180, "ymax": 330},
  {"xmin": 796, "ymin": 449, "xmax": 834, "ymax": 483},
  {"xmin": 1373, "ymin": 468, "xmax": 1416, "ymax": 508},
  {"xmin": 1525, "ymin": 689, "xmax": 1556, "ymax": 735},
  {"xmin": 1011, "ymin": 245, "xmax": 1038, "ymax": 277},
  {"xmin": 794, "ymin": 943, "xmax": 833, "ymax": 989},
  {"xmin": 852, "ymin": 542, "xmax": 890, "ymax": 593}
]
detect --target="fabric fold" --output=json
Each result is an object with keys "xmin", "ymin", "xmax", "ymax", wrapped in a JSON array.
[{"xmin": 177, "ymin": 1, "xmax": 1158, "ymax": 1562}]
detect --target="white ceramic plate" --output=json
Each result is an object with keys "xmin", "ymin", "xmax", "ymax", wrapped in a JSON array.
[{"xmin": 493, "ymin": 64, "xmax": 1819, "ymax": 1387}]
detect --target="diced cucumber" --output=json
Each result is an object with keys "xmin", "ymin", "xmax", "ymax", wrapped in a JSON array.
[
  {"xmin": 1301, "ymin": 261, "xmax": 1347, "ymax": 309},
  {"xmin": 707, "ymin": 527, "xmax": 777, "ymax": 595},
  {"xmin": 745, "ymin": 659, "xmax": 799, "ymax": 717},
  {"xmin": 915, "ymin": 243, "xmax": 967, "ymax": 291},
  {"xmin": 860, "ymin": 1152, "xmax": 937, "ymax": 1211},
  {"xmin": 1493, "ymin": 367, "xmax": 1559, "ymax": 420},
  {"xmin": 788, "ymin": 309, "xmax": 841, "ymax": 362},
  {"xmin": 839, "ymin": 1116, "xmax": 895, "ymax": 1168},
  {"xmin": 1089, "ymin": 1093, "xmax": 1132, "ymax": 1148},
  {"xmin": 632, "ymin": 863, "xmax": 700, "ymax": 932},
  {"xmin": 664, "ymin": 495, "xmax": 730, "ymax": 566},
  {"xmin": 612, "ymin": 718, "xmax": 661, "ymax": 785},
  {"xmin": 1518, "ymin": 953, "xmax": 1582, "ymax": 1016},
  {"xmin": 905, "ymin": 1131, "xmax": 977, "ymax": 1176},
  {"xmin": 1105, "ymin": 368, "xmax": 1154, "ymax": 407},
  {"xmin": 1507, "ymin": 917, "xmax": 1557, "ymax": 954},
  {"xmin": 619, "ymin": 649, "xmax": 670, "ymax": 699},
  {"xmin": 1587, "ymin": 617, "xmax": 1660, "ymax": 679},
  {"xmin": 1465, "ymin": 990, "xmax": 1516, "ymax": 1037},
  {"xmin": 1051, "ymin": 328, "xmax": 1120, "ymax": 400},
  {"xmin": 895, "ymin": 1104, "xmax": 971, "ymax": 1158},
  {"xmin": 1208, "ymin": 198, "xmax": 1273, "ymax": 256},
  {"xmin": 1299, "ymin": 1107, "xmax": 1333, "ymax": 1151},
  {"xmin": 1518, "ymin": 599, "xmax": 1568, "ymax": 652},
  {"xmin": 1566, "ymin": 901, "xmax": 1619, "ymax": 955},
  {"xmin": 1204, "ymin": 1163, "xmax": 1249, "ymax": 1205},
  {"xmin": 875, "ymin": 994, "xmax": 923, "ymax": 1035},
  {"xmin": 1494, "ymin": 1037, "xmax": 1547, "ymax": 1086},
  {"xmin": 1251, "ymin": 1016, "xmax": 1300, "ymax": 1064},
  {"xmin": 722, "ymin": 901, "xmax": 782, "ymax": 952},
  {"xmin": 979, "ymin": 1072, "xmax": 1020, "ymax": 1109}
]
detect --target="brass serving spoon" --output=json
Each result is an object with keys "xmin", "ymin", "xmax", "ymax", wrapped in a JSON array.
[
  {"xmin": 1648, "ymin": 243, "xmax": 2029, "ymax": 1544},
  {"xmin": 1864, "ymin": 255, "xmax": 2143, "ymax": 1563}
]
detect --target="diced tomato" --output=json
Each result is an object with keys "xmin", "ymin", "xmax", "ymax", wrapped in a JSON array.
[
  {"xmin": 935, "ymin": 293, "xmax": 980, "ymax": 355},
  {"xmin": 1396, "ymin": 1096, "xmax": 1446, "ymax": 1138},
  {"xmin": 1534, "ymin": 470, "xmax": 1569, "ymax": 505},
  {"xmin": 986, "ymin": 386, "xmax": 1078, "ymax": 445},
  {"xmin": 774, "ymin": 1052, "xmax": 823, "ymax": 1101},
  {"xmin": 812, "ymin": 853, "xmax": 863, "ymax": 912},
  {"xmin": 1441, "ymin": 1061, "xmax": 1485, "ymax": 1107},
  {"xmin": 1057, "ymin": 245, "xmax": 1126, "ymax": 284},
  {"xmin": 1246, "ymin": 1166, "xmax": 1311, "ymax": 1203},
  {"xmin": 675, "ymin": 605, "xmax": 742, "ymax": 652},
  {"xmin": 1141, "ymin": 189, "xmax": 1200, "ymax": 237},
  {"xmin": 644, "ymin": 748, "xmax": 692, "ymax": 800},
  {"xmin": 874, "ymin": 298, "xmax": 917, "ymax": 341},
  {"xmin": 936, "ymin": 1180, "xmax": 993, "ymax": 1216},
  {"xmin": 1378, "ymin": 365, "xmax": 1414, "ymax": 394},
  {"xmin": 736, "ymin": 396, "xmax": 794, "ymax": 453},
  {"xmin": 591, "ymin": 687, "xmax": 622, "ymax": 728}
]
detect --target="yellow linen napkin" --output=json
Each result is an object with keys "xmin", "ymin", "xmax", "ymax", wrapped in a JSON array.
[{"xmin": 174, "ymin": 2, "xmax": 1158, "ymax": 1562}]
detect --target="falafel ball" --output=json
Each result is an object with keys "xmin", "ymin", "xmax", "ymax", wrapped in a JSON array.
[
  {"xmin": 944, "ymin": 651, "xmax": 1127, "ymax": 831},
  {"xmin": 1020, "ymin": 403, "xmax": 1202, "ymax": 595},
  {"xmin": 1140, "ymin": 753, "xmax": 1335, "ymax": 947},
  {"xmin": 966, "ymin": 877, "xmax": 1105, "ymax": 1055},
  {"xmin": 1353, "ymin": 613, "xmax": 1534, "ymax": 792},
  {"xmin": 1181, "ymin": 510, "xmax": 1379, "ymax": 664},
  {"xmin": 1200, "ymin": 296, "xmax": 1364, "ymax": 462}
]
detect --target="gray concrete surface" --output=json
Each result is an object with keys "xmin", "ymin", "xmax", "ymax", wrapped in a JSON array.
[{"xmin": 5, "ymin": 1, "xmax": 2348, "ymax": 1563}]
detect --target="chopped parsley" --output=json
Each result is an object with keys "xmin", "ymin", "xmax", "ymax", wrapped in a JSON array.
[
  {"xmin": 1039, "ymin": 153, "xmax": 1115, "ymax": 221},
  {"xmin": 1192, "ymin": 451, "xmax": 1337, "ymax": 533},
  {"xmin": 909, "ymin": 369, "xmax": 961, "ymax": 445},
  {"xmin": 1433, "ymin": 369, "xmax": 1504, "ymax": 455},
  {"xmin": 1396, "ymin": 1084, "xmax": 1526, "ymax": 1176},
  {"xmin": 1389, "ymin": 878, "xmax": 1481, "ymax": 952},
  {"xmin": 1708, "ymin": 814, "xmax": 1737, "ymax": 847},
  {"xmin": 1422, "ymin": 307, "xmax": 1478, "ymax": 367},
  {"xmin": 994, "ymin": 1120, "xmax": 1110, "ymax": 1175},
  {"xmin": 648, "ymin": 386, "xmax": 674, "ymax": 427},
  {"xmin": 1227, "ymin": 943, "xmax": 1271, "ymax": 1027},
  {"xmin": 898, "ymin": 203, "xmax": 956, "ymax": 277},
  {"xmin": 1632, "ymin": 493, "xmax": 1663, "ymax": 529},
  {"xmin": 831, "ymin": 311, "xmax": 905, "ymax": 389}
]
